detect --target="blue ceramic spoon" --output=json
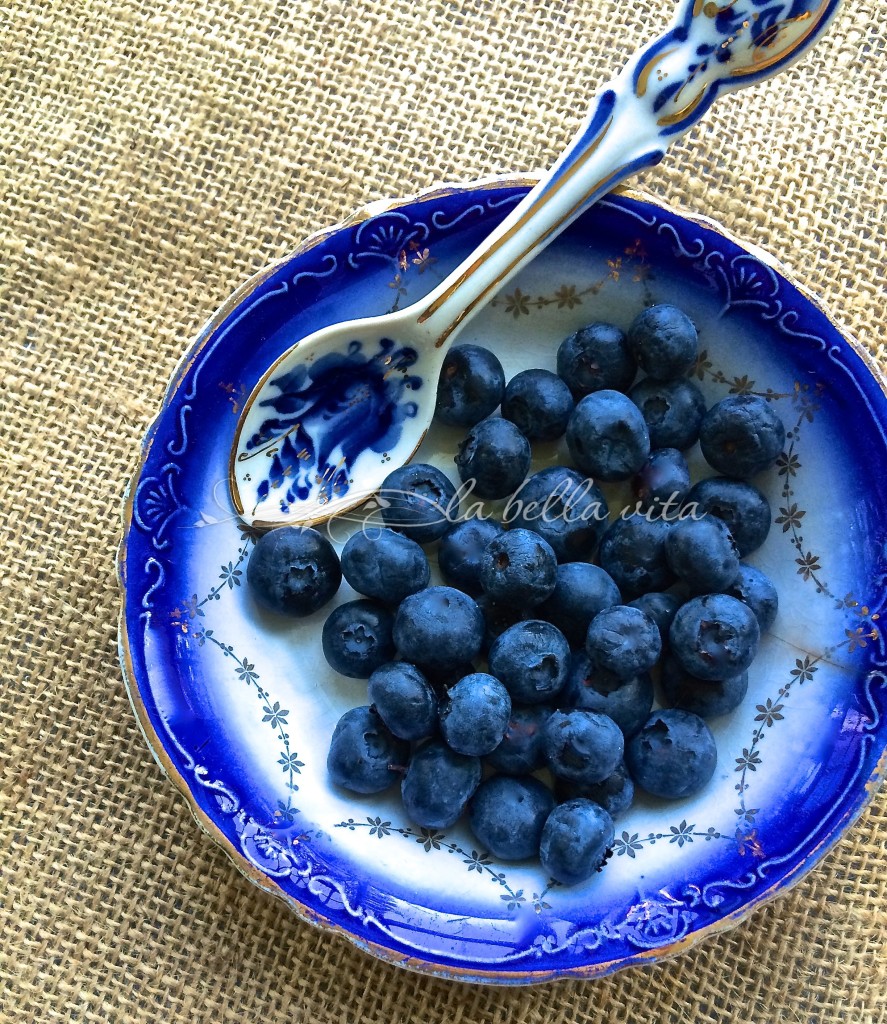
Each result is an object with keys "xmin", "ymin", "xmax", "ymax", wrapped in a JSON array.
[{"xmin": 231, "ymin": 0, "xmax": 841, "ymax": 528}]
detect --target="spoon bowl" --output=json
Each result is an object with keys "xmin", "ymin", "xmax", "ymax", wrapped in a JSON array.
[{"xmin": 230, "ymin": 311, "xmax": 435, "ymax": 528}]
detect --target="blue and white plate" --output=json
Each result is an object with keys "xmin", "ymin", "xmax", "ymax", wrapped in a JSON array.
[{"xmin": 119, "ymin": 179, "xmax": 887, "ymax": 984}]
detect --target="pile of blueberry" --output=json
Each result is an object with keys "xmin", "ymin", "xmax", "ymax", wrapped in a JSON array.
[{"xmin": 246, "ymin": 303, "xmax": 785, "ymax": 886}]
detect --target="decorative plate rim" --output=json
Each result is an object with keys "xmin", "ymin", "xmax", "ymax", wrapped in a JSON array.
[{"xmin": 117, "ymin": 174, "xmax": 887, "ymax": 985}]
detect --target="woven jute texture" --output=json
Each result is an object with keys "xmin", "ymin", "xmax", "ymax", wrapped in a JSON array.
[{"xmin": 1, "ymin": 0, "xmax": 885, "ymax": 1019}]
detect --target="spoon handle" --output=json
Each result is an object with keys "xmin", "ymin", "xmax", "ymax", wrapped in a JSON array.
[{"xmin": 415, "ymin": 0, "xmax": 841, "ymax": 347}]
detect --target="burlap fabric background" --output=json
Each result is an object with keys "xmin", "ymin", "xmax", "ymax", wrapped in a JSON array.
[{"xmin": 1, "ymin": 0, "xmax": 885, "ymax": 1019}]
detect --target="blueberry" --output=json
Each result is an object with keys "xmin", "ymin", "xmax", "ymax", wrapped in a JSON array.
[
  {"xmin": 660, "ymin": 653, "xmax": 748, "ymax": 719},
  {"xmin": 367, "ymin": 661, "xmax": 438, "ymax": 740},
  {"xmin": 455, "ymin": 417, "xmax": 531, "ymax": 500},
  {"xmin": 585, "ymin": 604, "xmax": 662, "ymax": 679},
  {"xmin": 666, "ymin": 515, "xmax": 740, "ymax": 594},
  {"xmin": 379, "ymin": 463, "xmax": 458, "ymax": 544},
  {"xmin": 327, "ymin": 706, "xmax": 409, "ymax": 793},
  {"xmin": 486, "ymin": 705, "xmax": 552, "ymax": 774},
  {"xmin": 626, "ymin": 304, "xmax": 698, "ymax": 380},
  {"xmin": 468, "ymin": 775, "xmax": 556, "ymax": 860},
  {"xmin": 557, "ymin": 321, "xmax": 635, "ymax": 398},
  {"xmin": 628, "ymin": 591, "xmax": 682, "ymax": 648},
  {"xmin": 560, "ymin": 652, "xmax": 653, "ymax": 737},
  {"xmin": 401, "ymin": 740, "xmax": 482, "ymax": 829},
  {"xmin": 340, "ymin": 527, "xmax": 429, "ymax": 605},
  {"xmin": 539, "ymin": 799, "xmax": 615, "ymax": 885},
  {"xmin": 537, "ymin": 562, "xmax": 621, "ymax": 646},
  {"xmin": 625, "ymin": 709, "xmax": 717, "ymax": 799},
  {"xmin": 597, "ymin": 514, "xmax": 675, "ymax": 599},
  {"xmin": 435, "ymin": 344, "xmax": 506, "ymax": 427},
  {"xmin": 322, "ymin": 599, "xmax": 396, "ymax": 678},
  {"xmin": 699, "ymin": 395, "xmax": 786, "ymax": 478},
  {"xmin": 501, "ymin": 369, "xmax": 575, "ymax": 441},
  {"xmin": 723, "ymin": 563, "xmax": 779, "ymax": 632},
  {"xmin": 439, "ymin": 672, "xmax": 512, "ymax": 756},
  {"xmin": 632, "ymin": 448, "xmax": 691, "ymax": 511},
  {"xmin": 685, "ymin": 477, "xmax": 772, "ymax": 557},
  {"xmin": 393, "ymin": 586, "xmax": 484, "ymax": 673},
  {"xmin": 488, "ymin": 620, "xmax": 571, "ymax": 705},
  {"xmin": 479, "ymin": 529, "xmax": 558, "ymax": 607},
  {"xmin": 629, "ymin": 376, "xmax": 707, "ymax": 451},
  {"xmin": 438, "ymin": 517, "xmax": 505, "ymax": 595},
  {"xmin": 566, "ymin": 390, "xmax": 651, "ymax": 481},
  {"xmin": 507, "ymin": 466, "xmax": 609, "ymax": 563},
  {"xmin": 669, "ymin": 593, "xmax": 760, "ymax": 681},
  {"xmin": 542, "ymin": 709, "xmax": 624, "ymax": 784},
  {"xmin": 247, "ymin": 526, "xmax": 341, "ymax": 617},
  {"xmin": 555, "ymin": 762, "xmax": 635, "ymax": 818}
]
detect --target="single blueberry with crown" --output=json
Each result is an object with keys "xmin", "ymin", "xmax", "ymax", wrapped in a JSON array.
[
  {"xmin": 247, "ymin": 525, "xmax": 341, "ymax": 617},
  {"xmin": 625, "ymin": 709, "xmax": 717, "ymax": 799},
  {"xmin": 379, "ymin": 463, "xmax": 459, "ymax": 544},
  {"xmin": 327, "ymin": 705, "xmax": 409, "ymax": 794},
  {"xmin": 479, "ymin": 529, "xmax": 558, "ymax": 607},
  {"xmin": 669, "ymin": 593, "xmax": 760, "ymax": 681},
  {"xmin": 488, "ymin": 620, "xmax": 571, "ymax": 705},
  {"xmin": 543, "ymin": 709, "xmax": 624, "ymax": 785},
  {"xmin": 322, "ymin": 599, "xmax": 396, "ymax": 678},
  {"xmin": 629, "ymin": 376, "xmax": 707, "ymax": 450}
]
